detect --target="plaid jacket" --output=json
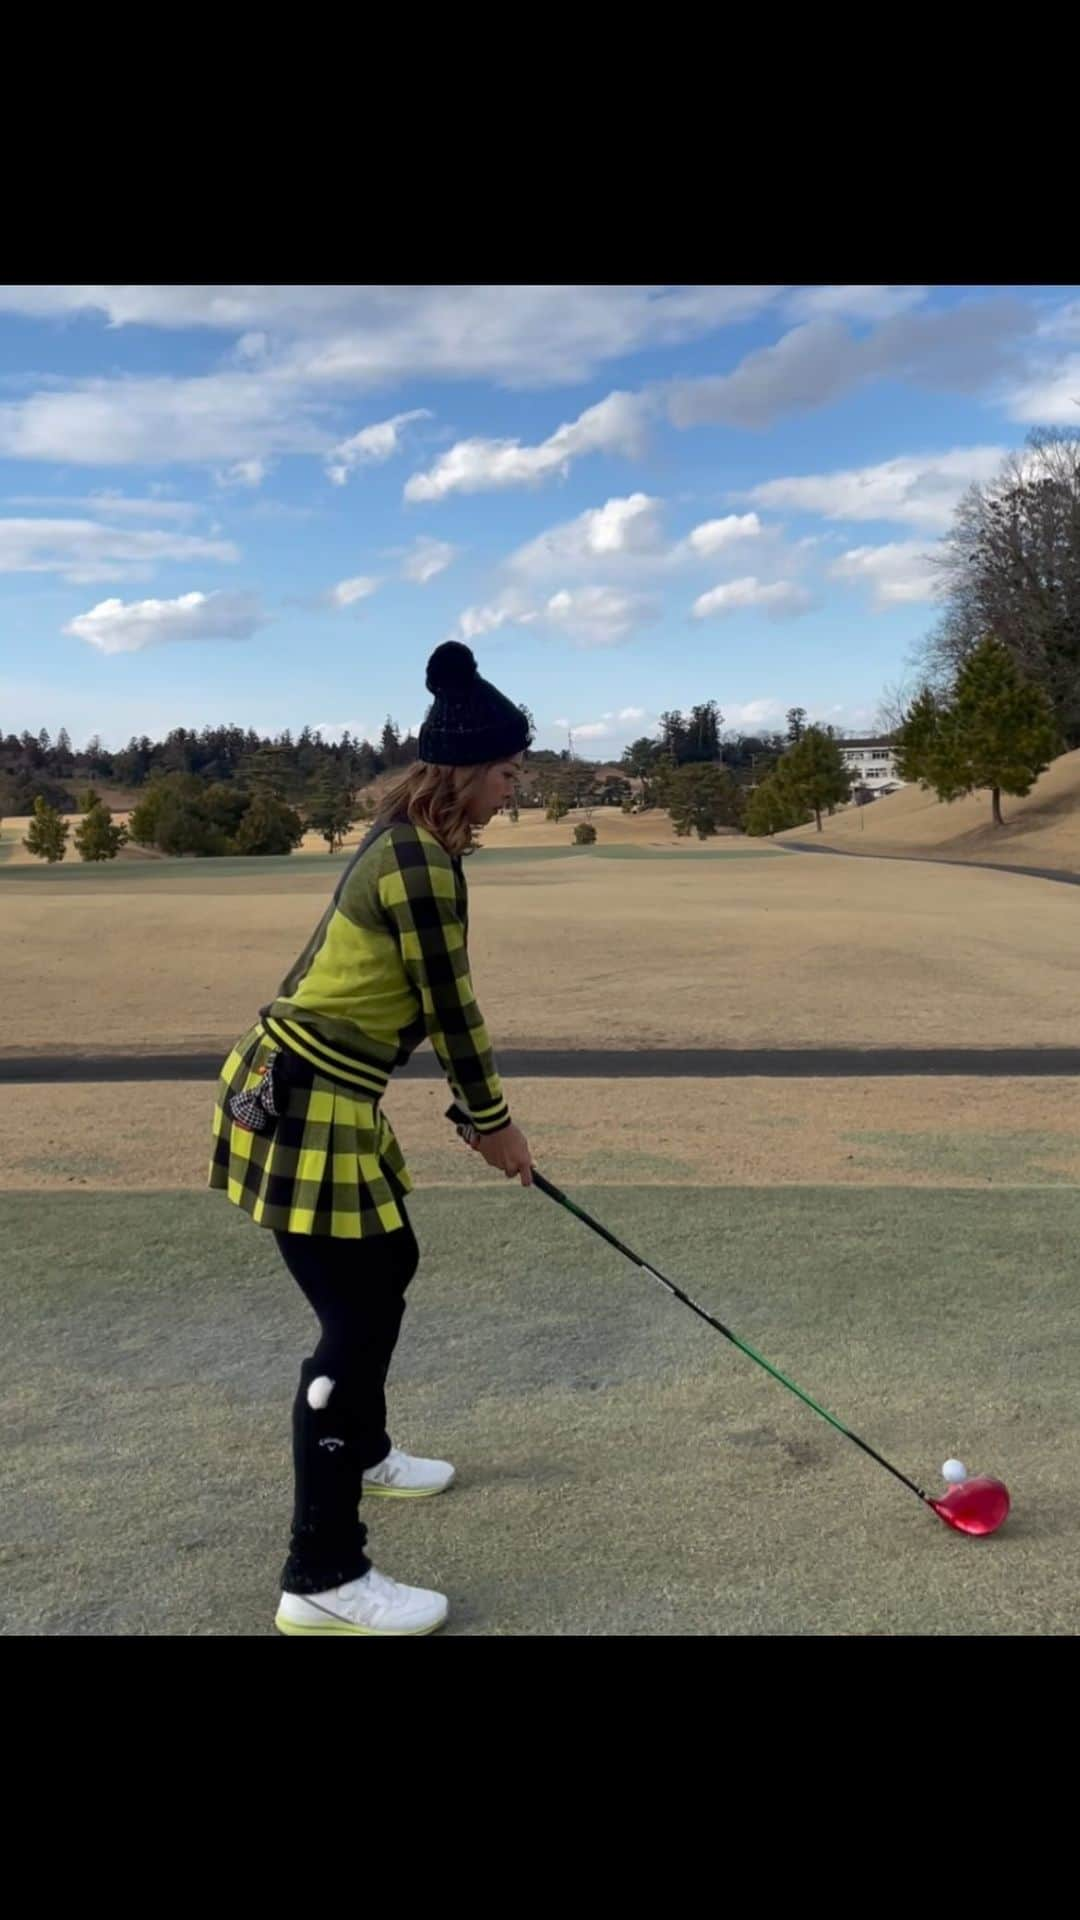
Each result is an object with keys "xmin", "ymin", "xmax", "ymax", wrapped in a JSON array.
[{"xmin": 262, "ymin": 814, "xmax": 510, "ymax": 1135}]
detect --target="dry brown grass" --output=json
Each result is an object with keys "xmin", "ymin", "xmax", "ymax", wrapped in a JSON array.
[
  {"xmin": 779, "ymin": 746, "xmax": 1080, "ymax": 872},
  {"xmin": 4, "ymin": 1074, "xmax": 1077, "ymax": 1194},
  {"xmin": 1, "ymin": 848, "xmax": 1076, "ymax": 1057}
]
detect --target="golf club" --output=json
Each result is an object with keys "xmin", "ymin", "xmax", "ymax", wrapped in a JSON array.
[{"xmin": 446, "ymin": 1104, "xmax": 1011, "ymax": 1537}]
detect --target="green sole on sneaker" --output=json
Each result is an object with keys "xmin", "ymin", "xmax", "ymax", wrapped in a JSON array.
[
  {"xmin": 274, "ymin": 1611, "xmax": 447, "ymax": 1637},
  {"xmin": 361, "ymin": 1480, "xmax": 453, "ymax": 1500}
]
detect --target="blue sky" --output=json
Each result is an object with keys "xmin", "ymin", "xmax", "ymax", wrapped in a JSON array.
[{"xmin": 1, "ymin": 283, "xmax": 1078, "ymax": 754}]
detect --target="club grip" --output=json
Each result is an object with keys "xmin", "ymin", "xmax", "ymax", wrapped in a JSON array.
[{"xmin": 445, "ymin": 1104, "xmax": 550, "ymax": 1194}]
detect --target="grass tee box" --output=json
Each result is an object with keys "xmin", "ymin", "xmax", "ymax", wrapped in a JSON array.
[{"xmin": 3, "ymin": 1183, "xmax": 1078, "ymax": 1636}]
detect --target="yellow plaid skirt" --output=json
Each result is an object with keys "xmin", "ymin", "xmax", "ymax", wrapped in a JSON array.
[{"xmin": 208, "ymin": 1020, "xmax": 413, "ymax": 1238}]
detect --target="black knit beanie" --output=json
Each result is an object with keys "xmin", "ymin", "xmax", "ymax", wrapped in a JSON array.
[{"xmin": 418, "ymin": 642, "xmax": 532, "ymax": 766}]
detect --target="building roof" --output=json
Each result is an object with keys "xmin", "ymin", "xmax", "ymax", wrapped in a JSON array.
[{"xmin": 838, "ymin": 737, "xmax": 898, "ymax": 750}]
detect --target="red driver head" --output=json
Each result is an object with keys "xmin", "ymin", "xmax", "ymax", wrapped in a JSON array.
[{"xmin": 929, "ymin": 1475, "xmax": 1011, "ymax": 1536}]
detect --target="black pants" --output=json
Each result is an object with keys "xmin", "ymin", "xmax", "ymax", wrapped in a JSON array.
[{"xmin": 273, "ymin": 1179, "xmax": 419, "ymax": 1595}]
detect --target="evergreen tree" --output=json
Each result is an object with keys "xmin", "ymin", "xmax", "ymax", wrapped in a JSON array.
[{"xmin": 23, "ymin": 795, "xmax": 70, "ymax": 862}]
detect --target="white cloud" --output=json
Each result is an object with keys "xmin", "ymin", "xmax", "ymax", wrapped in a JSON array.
[
  {"xmin": 686, "ymin": 512, "xmax": 762, "ymax": 556},
  {"xmin": 0, "ymin": 284, "xmax": 782, "ymax": 387},
  {"xmin": 215, "ymin": 458, "xmax": 268, "ymax": 489},
  {"xmin": 450, "ymin": 582, "xmax": 654, "ymax": 649},
  {"xmin": 314, "ymin": 720, "xmax": 371, "ymax": 743},
  {"xmin": 0, "ymin": 372, "xmax": 326, "ymax": 468},
  {"xmin": 785, "ymin": 286, "xmax": 929, "ymax": 322},
  {"xmin": 509, "ymin": 500, "xmax": 778, "ymax": 582},
  {"xmin": 400, "ymin": 535, "xmax": 457, "ymax": 584},
  {"xmin": 6, "ymin": 491, "xmax": 202, "ymax": 523},
  {"xmin": 508, "ymin": 492, "xmax": 664, "ymax": 576},
  {"xmin": 0, "ymin": 517, "xmax": 237, "ymax": 583},
  {"xmin": 405, "ymin": 392, "xmax": 650, "ymax": 502},
  {"xmin": 582, "ymin": 493, "xmax": 663, "ymax": 556},
  {"xmin": 1036, "ymin": 299, "xmax": 1080, "ymax": 341},
  {"xmin": 327, "ymin": 575, "xmax": 379, "ymax": 608},
  {"xmin": 723, "ymin": 698, "xmax": 786, "ymax": 730},
  {"xmin": 544, "ymin": 585, "xmax": 657, "ymax": 646},
  {"xmin": 692, "ymin": 577, "xmax": 813, "ymax": 620},
  {"xmin": 554, "ymin": 705, "xmax": 650, "ymax": 744},
  {"xmin": 326, "ymin": 410, "xmax": 432, "ymax": 485},
  {"xmin": 829, "ymin": 541, "xmax": 939, "ymax": 607},
  {"xmin": 65, "ymin": 590, "xmax": 266, "ymax": 655},
  {"xmin": 667, "ymin": 300, "xmax": 1034, "ymax": 430},
  {"xmin": 1006, "ymin": 353, "xmax": 1080, "ymax": 424},
  {"xmin": 451, "ymin": 590, "xmax": 539, "ymax": 643},
  {"xmin": 0, "ymin": 290, "xmax": 1039, "ymax": 489},
  {"xmin": 745, "ymin": 447, "xmax": 1006, "ymax": 531}
]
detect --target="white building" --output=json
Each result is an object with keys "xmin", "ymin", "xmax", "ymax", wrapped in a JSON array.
[{"xmin": 837, "ymin": 736, "xmax": 905, "ymax": 798}]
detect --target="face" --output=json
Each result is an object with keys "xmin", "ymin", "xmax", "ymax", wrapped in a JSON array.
[{"xmin": 464, "ymin": 755, "xmax": 523, "ymax": 824}]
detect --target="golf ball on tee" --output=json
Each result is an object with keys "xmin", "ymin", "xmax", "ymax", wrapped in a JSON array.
[{"xmin": 942, "ymin": 1459, "xmax": 968, "ymax": 1484}]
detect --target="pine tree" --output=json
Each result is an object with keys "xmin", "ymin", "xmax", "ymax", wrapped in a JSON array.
[
  {"xmin": 305, "ymin": 778, "xmax": 361, "ymax": 853},
  {"xmin": 23, "ymin": 795, "xmax": 70, "ymax": 862},
  {"xmin": 666, "ymin": 764, "xmax": 738, "ymax": 839},
  {"xmin": 233, "ymin": 791, "xmax": 306, "ymax": 856},
  {"xmin": 745, "ymin": 774, "xmax": 802, "ymax": 836},
  {"xmin": 74, "ymin": 802, "xmax": 129, "ymax": 861},
  {"xmin": 895, "ymin": 688, "xmax": 970, "ymax": 802},
  {"xmin": 950, "ymin": 637, "xmax": 1062, "ymax": 825},
  {"xmin": 777, "ymin": 727, "xmax": 851, "ymax": 831}
]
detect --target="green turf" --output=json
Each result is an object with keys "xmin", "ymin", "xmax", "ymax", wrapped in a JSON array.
[
  {"xmin": 843, "ymin": 1129, "xmax": 1079, "ymax": 1185},
  {"xmin": 4, "ymin": 1185, "xmax": 1077, "ymax": 1636}
]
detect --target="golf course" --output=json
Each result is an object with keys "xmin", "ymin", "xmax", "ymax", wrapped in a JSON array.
[{"xmin": 3, "ymin": 782, "xmax": 1078, "ymax": 1636}]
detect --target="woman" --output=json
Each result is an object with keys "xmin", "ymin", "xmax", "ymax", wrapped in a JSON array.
[{"xmin": 208, "ymin": 641, "xmax": 533, "ymax": 1636}]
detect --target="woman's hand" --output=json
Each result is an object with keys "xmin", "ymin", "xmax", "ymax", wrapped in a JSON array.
[{"xmin": 473, "ymin": 1122, "xmax": 534, "ymax": 1187}]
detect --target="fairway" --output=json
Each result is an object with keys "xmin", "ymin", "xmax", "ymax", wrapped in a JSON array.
[{"xmin": 3, "ymin": 844, "xmax": 1078, "ymax": 1057}]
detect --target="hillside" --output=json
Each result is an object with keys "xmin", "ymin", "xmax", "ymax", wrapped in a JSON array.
[{"xmin": 777, "ymin": 747, "xmax": 1080, "ymax": 873}]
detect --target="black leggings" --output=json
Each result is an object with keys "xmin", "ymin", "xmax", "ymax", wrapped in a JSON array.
[{"xmin": 274, "ymin": 1189, "xmax": 420, "ymax": 1595}]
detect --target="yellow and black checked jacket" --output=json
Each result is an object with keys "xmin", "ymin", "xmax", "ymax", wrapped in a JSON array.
[
  {"xmin": 265, "ymin": 814, "xmax": 510, "ymax": 1132},
  {"xmin": 208, "ymin": 815, "xmax": 509, "ymax": 1238}
]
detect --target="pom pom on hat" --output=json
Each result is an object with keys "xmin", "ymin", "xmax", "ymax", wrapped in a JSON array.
[{"xmin": 425, "ymin": 642, "xmax": 478, "ymax": 696}]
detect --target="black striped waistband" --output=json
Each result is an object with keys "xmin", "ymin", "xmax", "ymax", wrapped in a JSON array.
[{"xmin": 258, "ymin": 1010, "xmax": 393, "ymax": 1101}]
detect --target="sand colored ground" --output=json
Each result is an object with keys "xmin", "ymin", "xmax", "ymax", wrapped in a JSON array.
[
  {"xmin": 780, "ymin": 746, "xmax": 1080, "ymax": 873},
  {"xmin": 3, "ymin": 1074, "xmax": 1077, "ymax": 1194},
  {"xmin": 1, "ymin": 843, "xmax": 1076, "ymax": 1058}
]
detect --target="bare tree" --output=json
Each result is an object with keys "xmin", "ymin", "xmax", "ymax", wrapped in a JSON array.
[
  {"xmin": 874, "ymin": 675, "xmax": 920, "ymax": 736},
  {"xmin": 914, "ymin": 430, "xmax": 1080, "ymax": 747}
]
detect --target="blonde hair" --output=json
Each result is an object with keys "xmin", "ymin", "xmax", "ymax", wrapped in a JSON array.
[{"xmin": 374, "ymin": 760, "xmax": 492, "ymax": 857}]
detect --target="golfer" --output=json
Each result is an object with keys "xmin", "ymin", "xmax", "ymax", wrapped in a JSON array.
[{"xmin": 209, "ymin": 642, "xmax": 533, "ymax": 1635}]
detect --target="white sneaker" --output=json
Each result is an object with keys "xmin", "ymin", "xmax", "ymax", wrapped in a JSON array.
[
  {"xmin": 362, "ymin": 1446, "xmax": 456, "ymax": 1500},
  {"xmin": 275, "ymin": 1567, "xmax": 448, "ymax": 1637}
]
